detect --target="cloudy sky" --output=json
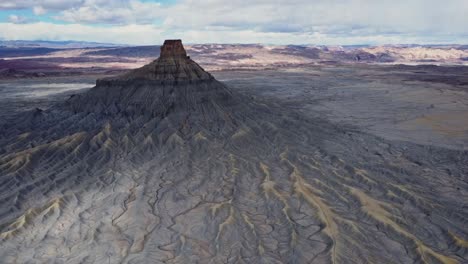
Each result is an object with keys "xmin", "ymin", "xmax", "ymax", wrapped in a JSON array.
[{"xmin": 0, "ymin": 0, "xmax": 467, "ymax": 45}]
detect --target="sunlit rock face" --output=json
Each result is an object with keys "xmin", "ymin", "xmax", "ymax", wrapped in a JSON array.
[{"xmin": 0, "ymin": 40, "xmax": 467, "ymax": 264}]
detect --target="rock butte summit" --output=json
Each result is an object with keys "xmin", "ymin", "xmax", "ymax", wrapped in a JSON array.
[
  {"xmin": 160, "ymin": 39, "xmax": 187, "ymax": 58},
  {"xmin": 66, "ymin": 39, "xmax": 233, "ymax": 117},
  {"xmin": 101, "ymin": 39, "xmax": 213, "ymax": 83}
]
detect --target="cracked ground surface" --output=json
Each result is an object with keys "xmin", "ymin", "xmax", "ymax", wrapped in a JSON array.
[{"xmin": 0, "ymin": 64, "xmax": 467, "ymax": 264}]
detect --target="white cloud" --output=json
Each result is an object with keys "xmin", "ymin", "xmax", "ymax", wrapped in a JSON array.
[
  {"xmin": 0, "ymin": 22, "xmax": 165, "ymax": 44},
  {"xmin": 33, "ymin": 6, "xmax": 47, "ymax": 15},
  {"xmin": 8, "ymin": 15, "xmax": 31, "ymax": 24},
  {"xmin": 0, "ymin": 0, "xmax": 467, "ymax": 44},
  {"xmin": 50, "ymin": 0, "xmax": 468, "ymax": 38},
  {"xmin": 0, "ymin": 0, "xmax": 83, "ymax": 10},
  {"xmin": 0, "ymin": 22, "xmax": 466, "ymax": 45},
  {"xmin": 57, "ymin": 0, "xmax": 163, "ymax": 24}
]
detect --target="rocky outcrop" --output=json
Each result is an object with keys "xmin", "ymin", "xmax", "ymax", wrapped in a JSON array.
[
  {"xmin": 101, "ymin": 39, "xmax": 212, "ymax": 83},
  {"xmin": 66, "ymin": 40, "xmax": 235, "ymax": 118},
  {"xmin": 159, "ymin": 39, "xmax": 187, "ymax": 58}
]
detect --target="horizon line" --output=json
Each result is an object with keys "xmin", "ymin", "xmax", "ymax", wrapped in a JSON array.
[{"xmin": 1, "ymin": 39, "xmax": 468, "ymax": 47}]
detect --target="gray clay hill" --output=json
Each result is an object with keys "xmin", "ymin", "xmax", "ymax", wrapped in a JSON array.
[{"xmin": 0, "ymin": 40, "xmax": 467, "ymax": 263}]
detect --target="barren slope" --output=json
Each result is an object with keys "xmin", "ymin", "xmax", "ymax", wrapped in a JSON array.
[{"xmin": 0, "ymin": 40, "xmax": 467, "ymax": 264}]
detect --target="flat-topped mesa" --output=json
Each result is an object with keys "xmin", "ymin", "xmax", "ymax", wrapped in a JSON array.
[
  {"xmin": 160, "ymin": 39, "xmax": 187, "ymax": 58},
  {"xmin": 98, "ymin": 39, "xmax": 213, "ymax": 84}
]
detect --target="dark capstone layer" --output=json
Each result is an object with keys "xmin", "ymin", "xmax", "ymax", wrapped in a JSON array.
[{"xmin": 160, "ymin": 39, "xmax": 187, "ymax": 58}]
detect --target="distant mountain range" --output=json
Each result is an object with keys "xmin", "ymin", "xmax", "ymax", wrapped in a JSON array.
[
  {"xmin": 82, "ymin": 43, "xmax": 468, "ymax": 65},
  {"xmin": 0, "ymin": 41, "xmax": 467, "ymax": 78},
  {"xmin": 2, "ymin": 40, "xmax": 467, "ymax": 50}
]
